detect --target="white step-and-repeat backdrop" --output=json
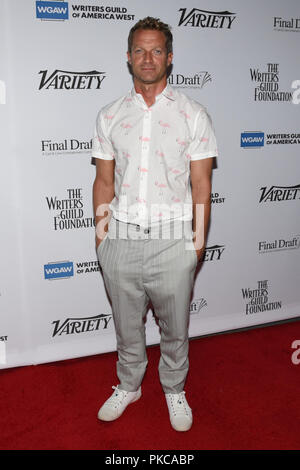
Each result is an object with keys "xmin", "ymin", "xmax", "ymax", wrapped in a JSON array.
[{"xmin": 1, "ymin": 0, "xmax": 299, "ymax": 369}]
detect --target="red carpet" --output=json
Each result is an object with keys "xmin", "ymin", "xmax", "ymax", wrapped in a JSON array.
[{"xmin": 0, "ymin": 320, "xmax": 299, "ymax": 450}]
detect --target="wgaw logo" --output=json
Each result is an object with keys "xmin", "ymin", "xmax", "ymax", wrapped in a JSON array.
[
  {"xmin": 178, "ymin": 8, "xmax": 236, "ymax": 28},
  {"xmin": 241, "ymin": 131, "xmax": 264, "ymax": 148},
  {"xmin": 44, "ymin": 261, "xmax": 74, "ymax": 280},
  {"xmin": 38, "ymin": 70, "xmax": 106, "ymax": 90},
  {"xmin": 36, "ymin": 1, "xmax": 69, "ymax": 21}
]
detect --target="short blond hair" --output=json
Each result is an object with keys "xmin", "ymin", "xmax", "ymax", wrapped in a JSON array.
[{"xmin": 128, "ymin": 16, "xmax": 173, "ymax": 54}]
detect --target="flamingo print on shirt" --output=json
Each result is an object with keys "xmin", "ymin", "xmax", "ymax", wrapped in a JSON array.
[
  {"xmin": 155, "ymin": 181, "xmax": 168, "ymax": 197},
  {"xmin": 121, "ymin": 122, "xmax": 133, "ymax": 135},
  {"xmin": 92, "ymin": 85, "xmax": 218, "ymax": 225},
  {"xmin": 158, "ymin": 120, "xmax": 171, "ymax": 134}
]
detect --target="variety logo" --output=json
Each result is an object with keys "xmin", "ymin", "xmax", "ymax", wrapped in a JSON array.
[
  {"xmin": 44, "ymin": 261, "xmax": 74, "ymax": 280},
  {"xmin": 258, "ymin": 235, "xmax": 300, "ymax": 253},
  {"xmin": 250, "ymin": 63, "xmax": 292, "ymax": 102},
  {"xmin": 38, "ymin": 69, "xmax": 106, "ymax": 90},
  {"xmin": 203, "ymin": 244, "xmax": 225, "ymax": 261},
  {"xmin": 259, "ymin": 184, "xmax": 300, "ymax": 203},
  {"xmin": 241, "ymin": 279, "xmax": 282, "ymax": 316},
  {"xmin": 168, "ymin": 71, "xmax": 212, "ymax": 88},
  {"xmin": 178, "ymin": 8, "xmax": 236, "ymax": 28},
  {"xmin": 52, "ymin": 313, "xmax": 112, "ymax": 337},
  {"xmin": 273, "ymin": 16, "xmax": 300, "ymax": 32},
  {"xmin": 241, "ymin": 131, "xmax": 264, "ymax": 148},
  {"xmin": 45, "ymin": 188, "xmax": 95, "ymax": 231},
  {"xmin": 36, "ymin": 1, "xmax": 69, "ymax": 21}
]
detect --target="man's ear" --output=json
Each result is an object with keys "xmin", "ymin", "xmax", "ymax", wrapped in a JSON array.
[{"xmin": 127, "ymin": 51, "xmax": 131, "ymax": 64}]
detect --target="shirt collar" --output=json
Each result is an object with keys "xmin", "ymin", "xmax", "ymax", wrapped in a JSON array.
[{"xmin": 131, "ymin": 84, "xmax": 176, "ymax": 106}]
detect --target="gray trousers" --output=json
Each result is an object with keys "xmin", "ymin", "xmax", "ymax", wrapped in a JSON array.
[{"xmin": 97, "ymin": 217, "xmax": 198, "ymax": 394}]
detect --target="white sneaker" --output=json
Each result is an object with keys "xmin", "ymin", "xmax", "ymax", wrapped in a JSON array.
[
  {"xmin": 165, "ymin": 391, "xmax": 193, "ymax": 431},
  {"xmin": 97, "ymin": 385, "xmax": 141, "ymax": 422}
]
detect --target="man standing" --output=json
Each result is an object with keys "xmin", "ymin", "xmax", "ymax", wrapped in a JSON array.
[{"xmin": 92, "ymin": 17, "xmax": 217, "ymax": 432}]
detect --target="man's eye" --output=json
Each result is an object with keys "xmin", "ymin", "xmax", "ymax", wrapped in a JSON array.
[
  {"xmin": 154, "ymin": 49, "xmax": 162, "ymax": 55},
  {"xmin": 134, "ymin": 49, "xmax": 143, "ymax": 54}
]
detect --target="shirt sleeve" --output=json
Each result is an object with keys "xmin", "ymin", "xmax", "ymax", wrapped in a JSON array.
[
  {"xmin": 91, "ymin": 111, "xmax": 115, "ymax": 160},
  {"xmin": 187, "ymin": 108, "xmax": 218, "ymax": 161}
]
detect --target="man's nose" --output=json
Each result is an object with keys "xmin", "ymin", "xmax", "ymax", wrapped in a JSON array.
[{"xmin": 143, "ymin": 51, "xmax": 153, "ymax": 62}]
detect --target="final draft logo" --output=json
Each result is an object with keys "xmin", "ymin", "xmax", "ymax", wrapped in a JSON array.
[
  {"xmin": 273, "ymin": 16, "xmax": 300, "ymax": 32},
  {"xmin": 168, "ymin": 71, "xmax": 212, "ymax": 89},
  {"xmin": 190, "ymin": 298, "xmax": 207, "ymax": 314},
  {"xmin": 241, "ymin": 280, "xmax": 282, "ymax": 316},
  {"xmin": 258, "ymin": 235, "xmax": 300, "ymax": 254},
  {"xmin": 250, "ymin": 63, "xmax": 292, "ymax": 102},
  {"xmin": 178, "ymin": 8, "xmax": 236, "ymax": 28},
  {"xmin": 45, "ymin": 187, "xmax": 95, "ymax": 230},
  {"xmin": 259, "ymin": 184, "xmax": 300, "ymax": 203},
  {"xmin": 38, "ymin": 69, "xmax": 106, "ymax": 90},
  {"xmin": 41, "ymin": 137, "xmax": 92, "ymax": 156},
  {"xmin": 52, "ymin": 314, "xmax": 112, "ymax": 337}
]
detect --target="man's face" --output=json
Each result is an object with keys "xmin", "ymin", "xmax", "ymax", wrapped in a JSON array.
[{"xmin": 127, "ymin": 29, "xmax": 173, "ymax": 85}]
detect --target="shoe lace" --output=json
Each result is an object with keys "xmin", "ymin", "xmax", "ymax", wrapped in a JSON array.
[
  {"xmin": 108, "ymin": 386, "xmax": 128, "ymax": 408},
  {"xmin": 168, "ymin": 391, "xmax": 190, "ymax": 417}
]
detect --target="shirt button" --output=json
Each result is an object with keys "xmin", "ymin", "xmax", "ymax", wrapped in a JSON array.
[
  {"xmin": 136, "ymin": 225, "xmax": 140, "ymax": 232},
  {"xmin": 144, "ymin": 228, "xmax": 150, "ymax": 234}
]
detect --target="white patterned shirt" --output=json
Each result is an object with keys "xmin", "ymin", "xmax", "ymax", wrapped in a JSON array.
[{"xmin": 92, "ymin": 84, "xmax": 218, "ymax": 227}]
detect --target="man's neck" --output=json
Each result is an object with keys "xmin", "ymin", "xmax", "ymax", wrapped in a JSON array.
[{"xmin": 134, "ymin": 79, "xmax": 167, "ymax": 107}]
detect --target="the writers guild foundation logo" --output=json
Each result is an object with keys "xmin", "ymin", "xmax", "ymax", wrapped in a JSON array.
[
  {"xmin": 190, "ymin": 298, "xmax": 207, "ymax": 314},
  {"xmin": 178, "ymin": 8, "xmax": 236, "ymax": 28},
  {"xmin": 250, "ymin": 63, "xmax": 292, "ymax": 102},
  {"xmin": 38, "ymin": 70, "xmax": 106, "ymax": 90},
  {"xmin": 241, "ymin": 280, "xmax": 282, "ymax": 315},
  {"xmin": 52, "ymin": 314, "xmax": 112, "ymax": 337},
  {"xmin": 259, "ymin": 184, "xmax": 300, "ymax": 203},
  {"xmin": 45, "ymin": 188, "xmax": 95, "ymax": 230}
]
